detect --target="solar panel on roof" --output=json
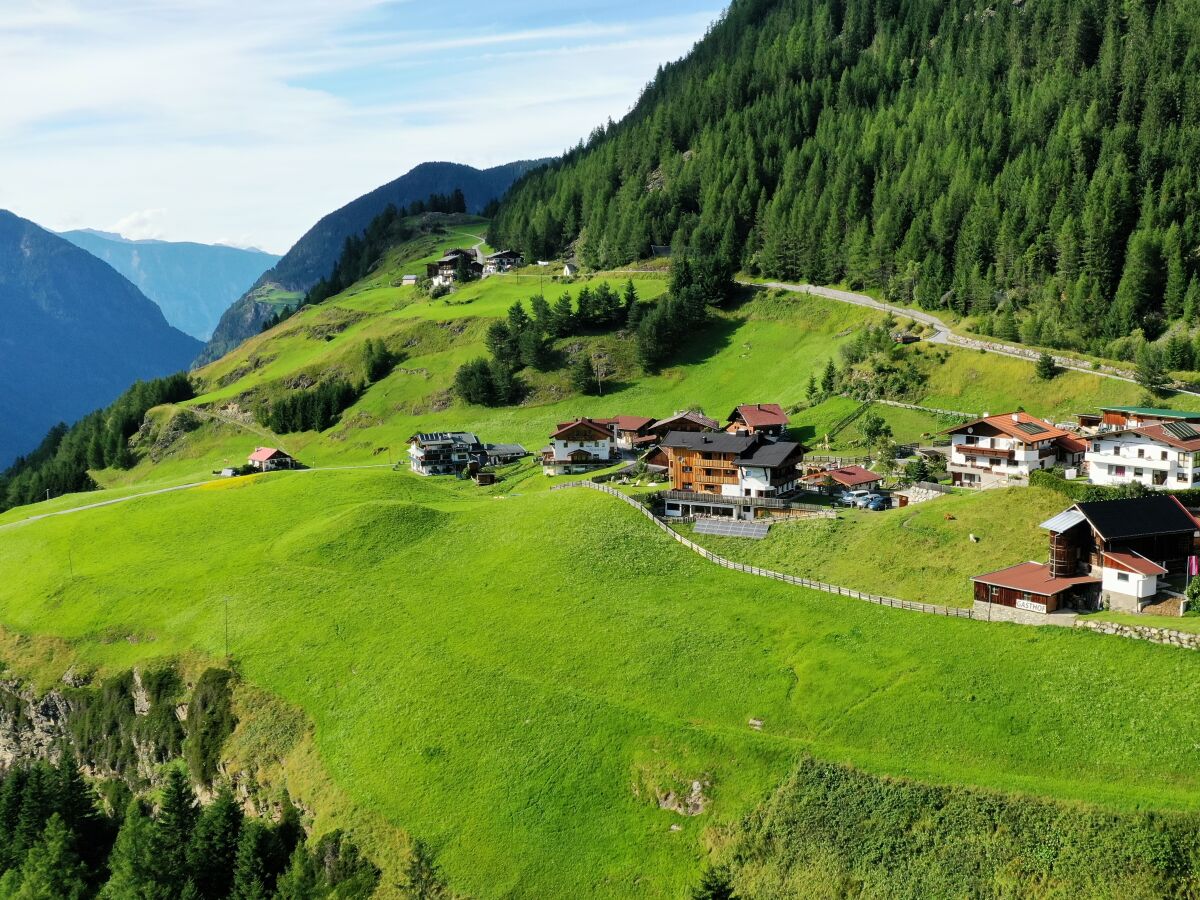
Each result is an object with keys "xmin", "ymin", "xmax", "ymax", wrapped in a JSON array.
[
  {"xmin": 694, "ymin": 519, "xmax": 770, "ymax": 540},
  {"xmin": 1015, "ymin": 421, "xmax": 1048, "ymax": 435},
  {"xmin": 1163, "ymin": 421, "xmax": 1200, "ymax": 440}
]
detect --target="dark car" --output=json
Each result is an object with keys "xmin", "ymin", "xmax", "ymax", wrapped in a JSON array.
[{"xmin": 867, "ymin": 496, "xmax": 890, "ymax": 511}]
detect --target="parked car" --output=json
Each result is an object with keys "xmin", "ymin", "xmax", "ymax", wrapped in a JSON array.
[
  {"xmin": 854, "ymin": 493, "xmax": 885, "ymax": 508},
  {"xmin": 838, "ymin": 490, "xmax": 872, "ymax": 507},
  {"xmin": 866, "ymin": 496, "xmax": 891, "ymax": 511}
]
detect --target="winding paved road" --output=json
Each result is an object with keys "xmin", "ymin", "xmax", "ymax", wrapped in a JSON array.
[{"xmin": 742, "ymin": 279, "xmax": 1200, "ymax": 398}]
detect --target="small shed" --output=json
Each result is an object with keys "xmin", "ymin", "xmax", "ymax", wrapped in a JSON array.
[{"xmin": 563, "ymin": 262, "xmax": 579, "ymax": 277}]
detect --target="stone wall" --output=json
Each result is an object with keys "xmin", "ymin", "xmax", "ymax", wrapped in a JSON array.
[
  {"xmin": 1074, "ymin": 619, "xmax": 1200, "ymax": 649},
  {"xmin": 971, "ymin": 600, "xmax": 1076, "ymax": 626}
]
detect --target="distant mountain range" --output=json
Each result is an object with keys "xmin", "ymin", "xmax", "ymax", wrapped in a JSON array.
[
  {"xmin": 0, "ymin": 210, "xmax": 201, "ymax": 466},
  {"xmin": 59, "ymin": 229, "xmax": 278, "ymax": 341},
  {"xmin": 197, "ymin": 159, "xmax": 548, "ymax": 364}
]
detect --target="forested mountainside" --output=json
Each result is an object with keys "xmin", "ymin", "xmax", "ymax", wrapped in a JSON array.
[
  {"xmin": 0, "ymin": 211, "xmax": 201, "ymax": 467},
  {"xmin": 60, "ymin": 230, "xmax": 278, "ymax": 341},
  {"xmin": 490, "ymin": 0, "xmax": 1200, "ymax": 359},
  {"xmin": 198, "ymin": 159, "xmax": 547, "ymax": 364}
]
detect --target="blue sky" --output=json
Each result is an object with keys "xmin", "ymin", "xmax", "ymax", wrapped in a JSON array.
[{"xmin": 0, "ymin": 1, "xmax": 719, "ymax": 252}]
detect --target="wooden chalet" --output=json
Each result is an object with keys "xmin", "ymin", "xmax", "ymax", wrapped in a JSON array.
[
  {"xmin": 660, "ymin": 431, "xmax": 808, "ymax": 519},
  {"xmin": 973, "ymin": 495, "xmax": 1200, "ymax": 618},
  {"xmin": 426, "ymin": 248, "xmax": 482, "ymax": 283},
  {"xmin": 484, "ymin": 250, "xmax": 523, "ymax": 274},
  {"xmin": 800, "ymin": 465, "xmax": 882, "ymax": 494},
  {"xmin": 541, "ymin": 418, "xmax": 618, "ymax": 476},
  {"xmin": 726, "ymin": 403, "xmax": 789, "ymax": 436},
  {"xmin": 595, "ymin": 415, "xmax": 655, "ymax": 451}
]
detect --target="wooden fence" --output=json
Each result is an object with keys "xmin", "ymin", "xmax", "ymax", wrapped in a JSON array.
[{"xmin": 553, "ymin": 481, "xmax": 975, "ymax": 620}]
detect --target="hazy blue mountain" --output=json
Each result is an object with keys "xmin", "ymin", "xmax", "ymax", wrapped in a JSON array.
[
  {"xmin": 197, "ymin": 158, "xmax": 547, "ymax": 364},
  {"xmin": 0, "ymin": 211, "xmax": 201, "ymax": 466},
  {"xmin": 60, "ymin": 229, "xmax": 278, "ymax": 340}
]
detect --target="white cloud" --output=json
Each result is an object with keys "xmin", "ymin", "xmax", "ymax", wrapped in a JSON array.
[
  {"xmin": 108, "ymin": 208, "xmax": 168, "ymax": 241},
  {"xmin": 0, "ymin": 2, "xmax": 717, "ymax": 253}
]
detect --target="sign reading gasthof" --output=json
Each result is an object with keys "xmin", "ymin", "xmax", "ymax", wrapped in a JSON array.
[{"xmin": 1016, "ymin": 598, "xmax": 1047, "ymax": 613}]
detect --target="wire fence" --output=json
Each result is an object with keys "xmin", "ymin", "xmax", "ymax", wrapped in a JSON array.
[{"xmin": 552, "ymin": 481, "xmax": 975, "ymax": 619}]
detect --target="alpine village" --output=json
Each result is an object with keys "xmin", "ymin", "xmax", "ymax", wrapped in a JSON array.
[{"xmin": 9, "ymin": 0, "xmax": 1200, "ymax": 898}]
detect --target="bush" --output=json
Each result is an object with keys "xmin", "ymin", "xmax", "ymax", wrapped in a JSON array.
[{"xmin": 184, "ymin": 669, "xmax": 237, "ymax": 786}]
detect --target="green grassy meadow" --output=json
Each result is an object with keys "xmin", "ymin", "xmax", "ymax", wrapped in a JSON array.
[
  {"xmin": 2, "ymin": 471, "xmax": 1200, "ymax": 897},
  {"xmin": 683, "ymin": 486, "xmax": 1067, "ymax": 608}
]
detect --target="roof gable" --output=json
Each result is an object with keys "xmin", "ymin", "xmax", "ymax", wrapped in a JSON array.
[
  {"xmin": 730, "ymin": 403, "xmax": 789, "ymax": 428},
  {"xmin": 551, "ymin": 418, "xmax": 613, "ymax": 440},
  {"xmin": 1074, "ymin": 496, "xmax": 1199, "ymax": 540}
]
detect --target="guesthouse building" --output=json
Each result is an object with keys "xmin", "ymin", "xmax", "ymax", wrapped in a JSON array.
[
  {"xmin": 541, "ymin": 418, "xmax": 618, "ymax": 476},
  {"xmin": 659, "ymin": 431, "xmax": 808, "ymax": 520},
  {"xmin": 726, "ymin": 403, "xmax": 790, "ymax": 437},
  {"xmin": 1085, "ymin": 421, "xmax": 1200, "ymax": 489},
  {"xmin": 408, "ymin": 432, "xmax": 487, "ymax": 476},
  {"xmin": 945, "ymin": 411, "xmax": 1086, "ymax": 488},
  {"xmin": 248, "ymin": 447, "xmax": 297, "ymax": 472}
]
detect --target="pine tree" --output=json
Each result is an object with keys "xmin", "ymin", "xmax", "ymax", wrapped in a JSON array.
[
  {"xmin": 100, "ymin": 800, "xmax": 156, "ymax": 900},
  {"xmin": 13, "ymin": 814, "xmax": 88, "ymax": 900},
  {"xmin": 230, "ymin": 820, "xmax": 271, "ymax": 900},
  {"xmin": 186, "ymin": 786, "xmax": 243, "ymax": 900},
  {"xmin": 570, "ymin": 354, "xmax": 598, "ymax": 395},
  {"xmin": 273, "ymin": 846, "xmax": 317, "ymax": 900},
  {"xmin": 820, "ymin": 358, "xmax": 838, "ymax": 396},
  {"xmin": 151, "ymin": 768, "xmax": 197, "ymax": 895},
  {"xmin": 1035, "ymin": 351, "xmax": 1059, "ymax": 380},
  {"xmin": 691, "ymin": 865, "xmax": 736, "ymax": 900}
]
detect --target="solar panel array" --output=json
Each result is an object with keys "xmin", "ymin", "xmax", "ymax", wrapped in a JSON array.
[
  {"xmin": 694, "ymin": 519, "xmax": 770, "ymax": 540},
  {"xmin": 1164, "ymin": 421, "xmax": 1200, "ymax": 440},
  {"xmin": 1015, "ymin": 421, "xmax": 1048, "ymax": 435}
]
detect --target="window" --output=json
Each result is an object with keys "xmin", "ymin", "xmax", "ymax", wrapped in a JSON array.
[
  {"xmin": 1134, "ymin": 469, "xmax": 1144, "ymax": 478},
  {"xmin": 1161, "ymin": 451, "xmax": 1169, "ymax": 461},
  {"xmin": 1137, "ymin": 448, "xmax": 1145, "ymax": 458},
  {"xmin": 1116, "ymin": 571, "xmax": 1129, "ymax": 582}
]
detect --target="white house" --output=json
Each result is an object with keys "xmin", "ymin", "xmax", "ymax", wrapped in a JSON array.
[
  {"xmin": 1085, "ymin": 422, "xmax": 1200, "ymax": 489},
  {"xmin": 541, "ymin": 418, "xmax": 617, "ymax": 475},
  {"xmin": 408, "ymin": 432, "xmax": 486, "ymax": 476},
  {"xmin": 944, "ymin": 411, "xmax": 1086, "ymax": 488},
  {"xmin": 1099, "ymin": 550, "xmax": 1167, "ymax": 609},
  {"xmin": 248, "ymin": 447, "xmax": 297, "ymax": 471},
  {"xmin": 483, "ymin": 250, "xmax": 523, "ymax": 275}
]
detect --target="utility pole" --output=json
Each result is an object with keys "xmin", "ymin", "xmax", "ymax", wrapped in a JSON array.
[
  {"xmin": 223, "ymin": 596, "xmax": 230, "ymax": 663},
  {"xmin": 45, "ymin": 489, "xmax": 50, "ymax": 503}
]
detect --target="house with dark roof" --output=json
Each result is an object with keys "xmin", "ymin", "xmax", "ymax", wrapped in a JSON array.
[
  {"xmin": 408, "ymin": 432, "xmax": 487, "ymax": 476},
  {"xmin": 726, "ymin": 403, "xmax": 789, "ymax": 436},
  {"xmin": 248, "ymin": 447, "xmax": 297, "ymax": 472},
  {"xmin": 659, "ymin": 431, "xmax": 808, "ymax": 519},
  {"xmin": 483, "ymin": 250, "xmax": 523, "ymax": 274},
  {"xmin": 1085, "ymin": 420, "xmax": 1200, "ymax": 489},
  {"xmin": 944, "ymin": 411, "xmax": 1086, "ymax": 488},
  {"xmin": 645, "ymin": 411, "xmax": 719, "ymax": 441},
  {"xmin": 541, "ymin": 418, "xmax": 618, "ymax": 476},
  {"xmin": 426, "ymin": 248, "xmax": 482, "ymax": 285},
  {"xmin": 972, "ymin": 496, "xmax": 1200, "ymax": 620}
]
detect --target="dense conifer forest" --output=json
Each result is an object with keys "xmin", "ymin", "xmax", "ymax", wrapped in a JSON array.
[{"xmin": 489, "ymin": 0, "xmax": 1200, "ymax": 358}]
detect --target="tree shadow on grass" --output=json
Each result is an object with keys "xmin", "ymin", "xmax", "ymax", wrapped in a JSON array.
[{"xmin": 667, "ymin": 314, "xmax": 744, "ymax": 368}]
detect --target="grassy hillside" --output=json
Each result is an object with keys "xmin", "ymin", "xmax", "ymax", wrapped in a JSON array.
[
  {"xmin": 3, "ymin": 470, "xmax": 1200, "ymax": 898},
  {"xmin": 683, "ymin": 486, "xmax": 1068, "ymax": 608}
]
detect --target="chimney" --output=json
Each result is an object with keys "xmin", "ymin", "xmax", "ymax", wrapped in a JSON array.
[{"xmin": 1012, "ymin": 413, "xmax": 1020, "ymax": 423}]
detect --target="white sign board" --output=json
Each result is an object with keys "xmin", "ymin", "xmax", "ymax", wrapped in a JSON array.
[{"xmin": 1016, "ymin": 598, "xmax": 1047, "ymax": 613}]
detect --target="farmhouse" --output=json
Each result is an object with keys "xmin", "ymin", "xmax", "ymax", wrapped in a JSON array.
[
  {"xmin": 426, "ymin": 248, "xmax": 482, "ymax": 285},
  {"xmin": 1076, "ymin": 405, "xmax": 1200, "ymax": 432},
  {"xmin": 408, "ymin": 432, "xmax": 487, "ymax": 476},
  {"xmin": 944, "ymin": 411, "xmax": 1086, "ymax": 488},
  {"xmin": 483, "ymin": 250, "xmax": 523, "ymax": 274},
  {"xmin": 726, "ymin": 403, "xmax": 789, "ymax": 436},
  {"xmin": 401, "ymin": 274, "xmax": 418, "ymax": 286},
  {"xmin": 1085, "ymin": 421, "xmax": 1200, "ymax": 489},
  {"xmin": 248, "ymin": 447, "xmax": 297, "ymax": 472},
  {"xmin": 594, "ymin": 415, "xmax": 655, "ymax": 451},
  {"xmin": 646, "ymin": 411, "xmax": 719, "ymax": 440},
  {"xmin": 972, "ymin": 496, "xmax": 1200, "ymax": 620},
  {"xmin": 800, "ymin": 465, "xmax": 882, "ymax": 494},
  {"xmin": 660, "ymin": 431, "xmax": 808, "ymax": 519},
  {"xmin": 541, "ymin": 418, "xmax": 618, "ymax": 475}
]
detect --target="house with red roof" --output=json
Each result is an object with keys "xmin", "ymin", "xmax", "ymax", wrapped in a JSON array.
[
  {"xmin": 800, "ymin": 465, "xmax": 882, "ymax": 494},
  {"xmin": 541, "ymin": 418, "xmax": 618, "ymax": 476},
  {"xmin": 972, "ymin": 495, "xmax": 1200, "ymax": 621},
  {"xmin": 726, "ymin": 403, "xmax": 789, "ymax": 436},
  {"xmin": 248, "ymin": 447, "xmax": 297, "ymax": 472},
  {"xmin": 944, "ymin": 411, "xmax": 1085, "ymax": 488}
]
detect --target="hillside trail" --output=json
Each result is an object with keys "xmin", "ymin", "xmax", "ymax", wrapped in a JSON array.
[
  {"xmin": 740, "ymin": 279, "xmax": 1200, "ymax": 399},
  {"xmin": 0, "ymin": 465, "xmax": 394, "ymax": 533},
  {"xmin": 466, "ymin": 234, "xmax": 487, "ymax": 265}
]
